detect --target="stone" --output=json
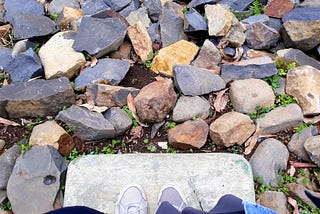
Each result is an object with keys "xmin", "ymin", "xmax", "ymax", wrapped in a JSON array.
[
  {"xmin": 174, "ymin": 65, "xmax": 226, "ymax": 96},
  {"xmin": 64, "ymin": 153, "xmax": 255, "ymax": 213},
  {"xmin": 288, "ymin": 126, "xmax": 318, "ymax": 161},
  {"xmin": 221, "ymin": 56, "xmax": 278, "ymax": 83},
  {"xmin": 184, "ymin": 8, "xmax": 208, "ymax": 32},
  {"xmin": 127, "ymin": 21, "xmax": 153, "ymax": 62},
  {"xmin": 126, "ymin": 6, "xmax": 151, "ymax": 28},
  {"xmin": 4, "ymin": 0, "xmax": 44, "ymax": 23},
  {"xmin": 0, "ymin": 139, "xmax": 4, "ymax": 150},
  {"xmin": 222, "ymin": 20, "xmax": 246, "ymax": 48},
  {"xmin": 0, "ymin": 145, "xmax": 20, "ymax": 190},
  {"xmin": 72, "ymin": 17, "xmax": 127, "ymax": 58},
  {"xmin": 304, "ymin": 136, "xmax": 320, "ymax": 167},
  {"xmin": 229, "ymin": 79, "xmax": 275, "ymax": 114},
  {"xmin": 11, "ymin": 39, "xmax": 36, "ymax": 57},
  {"xmin": 109, "ymin": 41, "xmax": 132, "ymax": 60},
  {"xmin": 0, "ymin": 24, "xmax": 11, "ymax": 46},
  {"xmin": 264, "ymin": 0, "xmax": 294, "ymax": 18},
  {"xmin": 297, "ymin": 168, "xmax": 318, "ymax": 192},
  {"xmin": 268, "ymin": 17, "xmax": 282, "ymax": 32},
  {"xmin": 148, "ymin": 23, "xmax": 161, "ymax": 43},
  {"xmin": 187, "ymin": 0, "xmax": 218, "ymax": 9},
  {"xmin": 103, "ymin": 107, "xmax": 132, "ymax": 136},
  {"xmin": 286, "ymin": 66, "xmax": 320, "ymax": 116},
  {"xmin": 39, "ymin": 31, "xmax": 86, "ymax": 80},
  {"xmin": 105, "ymin": 0, "xmax": 131, "ymax": 11},
  {"xmin": 87, "ymin": 84, "xmax": 139, "ymax": 107},
  {"xmin": 119, "ymin": 0, "xmax": 140, "ymax": 18},
  {"xmin": 74, "ymin": 59, "xmax": 130, "ymax": 91},
  {"xmin": 0, "ymin": 77, "xmax": 75, "ymax": 118},
  {"xmin": 256, "ymin": 104, "xmax": 304, "ymax": 134},
  {"xmin": 7, "ymin": 146, "xmax": 68, "ymax": 214},
  {"xmin": 144, "ymin": 0, "xmax": 162, "ymax": 22},
  {"xmin": 48, "ymin": 0, "xmax": 80, "ymax": 15},
  {"xmin": 57, "ymin": 7, "xmax": 83, "ymax": 28},
  {"xmin": 168, "ymin": 119, "xmax": 209, "ymax": 149},
  {"xmin": 80, "ymin": 0, "xmax": 109, "ymax": 16},
  {"xmin": 172, "ymin": 96, "xmax": 211, "ymax": 123},
  {"xmin": 4, "ymin": 48, "xmax": 43, "ymax": 83},
  {"xmin": 219, "ymin": 0, "xmax": 254, "ymax": 12},
  {"xmin": 245, "ymin": 22, "xmax": 280, "ymax": 50},
  {"xmin": 257, "ymin": 191, "xmax": 288, "ymax": 214},
  {"xmin": 282, "ymin": 7, "xmax": 320, "ymax": 23},
  {"xmin": 11, "ymin": 13, "xmax": 57, "ymax": 40},
  {"xmin": 56, "ymin": 105, "xmax": 115, "ymax": 141},
  {"xmin": 192, "ymin": 39, "xmax": 221, "ymax": 71},
  {"xmin": 151, "ymin": 40, "xmax": 199, "ymax": 76},
  {"xmin": 159, "ymin": 2, "xmax": 187, "ymax": 47},
  {"xmin": 299, "ymin": 0, "xmax": 320, "ymax": 8},
  {"xmin": 0, "ymin": 48, "xmax": 11, "ymax": 69},
  {"xmin": 134, "ymin": 77, "xmax": 177, "ymax": 123},
  {"xmin": 250, "ymin": 138, "xmax": 289, "ymax": 185},
  {"xmin": 284, "ymin": 183, "xmax": 320, "ymax": 208},
  {"xmin": 205, "ymin": 4, "xmax": 233, "ymax": 36},
  {"xmin": 241, "ymin": 14, "xmax": 269, "ymax": 25},
  {"xmin": 210, "ymin": 112, "xmax": 255, "ymax": 147}
]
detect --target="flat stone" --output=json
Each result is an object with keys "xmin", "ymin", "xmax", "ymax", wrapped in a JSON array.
[
  {"xmin": 174, "ymin": 65, "xmax": 226, "ymax": 96},
  {"xmin": 304, "ymin": 136, "xmax": 320, "ymax": 167},
  {"xmin": 39, "ymin": 31, "xmax": 86, "ymax": 80},
  {"xmin": 144, "ymin": 0, "xmax": 162, "ymax": 22},
  {"xmin": 0, "ymin": 77, "xmax": 75, "ymax": 118},
  {"xmin": 118, "ymin": 0, "xmax": 140, "ymax": 18},
  {"xmin": 192, "ymin": 39, "xmax": 221, "ymax": 71},
  {"xmin": 0, "ymin": 145, "xmax": 20, "ymax": 190},
  {"xmin": 4, "ymin": 0, "xmax": 44, "ymax": 23},
  {"xmin": 257, "ymin": 191, "xmax": 289, "ymax": 214},
  {"xmin": 187, "ymin": 0, "xmax": 218, "ymax": 9},
  {"xmin": 282, "ymin": 7, "xmax": 320, "ymax": 22},
  {"xmin": 268, "ymin": 17, "xmax": 282, "ymax": 32},
  {"xmin": 103, "ymin": 107, "xmax": 132, "ymax": 136},
  {"xmin": 151, "ymin": 40, "xmax": 199, "ymax": 76},
  {"xmin": 0, "ymin": 48, "xmax": 12, "ymax": 69},
  {"xmin": 219, "ymin": 0, "xmax": 254, "ymax": 12},
  {"xmin": 74, "ymin": 59, "xmax": 130, "ymax": 91},
  {"xmin": 299, "ymin": 0, "xmax": 320, "ymax": 8},
  {"xmin": 241, "ymin": 14, "xmax": 269, "ymax": 25},
  {"xmin": 80, "ymin": 0, "xmax": 109, "ymax": 16},
  {"xmin": 126, "ymin": 6, "xmax": 151, "ymax": 28},
  {"xmin": 57, "ymin": 7, "xmax": 83, "ymax": 28},
  {"xmin": 64, "ymin": 153, "xmax": 255, "ymax": 213},
  {"xmin": 184, "ymin": 8, "xmax": 208, "ymax": 32},
  {"xmin": 205, "ymin": 4, "xmax": 233, "ymax": 36},
  {"xmin": 148, "ymin": 23, "xmax": 161, "ymax": 43},
  {"xmin": 256, "ymin": 104, "xmax": 304, "ymax": 134},
  {"xmin": 72, "ymin": 17, "xmax": 127, "ymax": 58},
  {"xmin": 105, "ymin": 0, "xmax": 131, "ymax": 11},
  {"xmin": 264, "ymin": 0, "xmax": 294, "ymax": 18},
  {"xmin": 48, "ymin": 0, "xmax": 80, "ymax": 15}
]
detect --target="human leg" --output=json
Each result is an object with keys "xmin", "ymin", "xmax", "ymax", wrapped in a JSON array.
[
  {"xmin": 207, "ymin": 194, "xmax": 245, "ymax": 214},
  {"xmin": 45, "ymin": 206, "xmax": 104, "ymax": 214}
]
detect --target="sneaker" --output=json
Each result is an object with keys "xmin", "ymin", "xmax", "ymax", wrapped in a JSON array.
[
  {"xmin": 115, "ymin": 184, "xmax": 148, "ymax": 214},
  {"xmin": 156, "ymin": 186, "xmax": 187, "ymax": 212}
]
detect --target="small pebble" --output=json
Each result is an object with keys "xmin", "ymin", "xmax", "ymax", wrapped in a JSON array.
[{"xmin": 0, "ymin": 139, "xmax": 5, "ymax": 150}]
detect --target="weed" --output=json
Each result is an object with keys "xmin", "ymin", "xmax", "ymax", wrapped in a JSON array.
[
  {"xmin": 143, "ymin": 51, "xmax": 159, "ymax": 69},
  {"xmin": 67, "ymin": 148, "xmax": 83, "ymax": 160},
  {"xmin": 249, "ymin": 0, "xmax": 264, "ymax": 15},
  {"xmin": 230, "ymin": 145, "xmax": 242, "ymax": 154},
  {"xmin": 65, "ymin": 125, "xmax": 77, "ymax": 134},
  {"xmin": 296, "ymin": 123, "xmax": 312, "ymax": 133},
  {"xmin": 165, "ymin": 147, "xmax": 177, "ymax": 153},
  {"xmin": 102, "ymin": 146, "xmax": 115, "ymax": 154},
  {"xmin": 34, "ymin": 43, "xmax": 42, "ymax": 54},
  {"xmin": 147, "ymin": 145, "xmax": 157, "ymax": 152},
  {"xmin": 122, "ymin": 105, "xmax": 138, "ymax": 127},
  {"xmin": 167, "ymin": 121, "xmax": 176, "ymax": 129},
  {"xmin": 50, "ymin": 13, "xmax": 59, "ymax": 22},
  {"xmin": 182, "ymin": 7, "xmax": 188, "ymax": 14},
  {"xmin": 275, "ymin": 60, "xmax": 297, "ymax": 77},
  {"xmin": 263, "ymin": 75, "xmax": 281, "ymax": 92},
  {"xmin": 143, "ymin": 138, "xmax": 149, "ymax": 144},
  {"xmin": 275, "ymin": 93, "xmax": 297, "ymax": 107},
  {"xmin": 0, "ymin": 200, "xmax": 11, "ymax": 210},
  {"xmin": 17, "ymin": 141, "xmax": 32, "ymax": 153},
  {"xmin": 248, "ymin": 105, "xmax": 273, "ymax": 120},
  {"xmin": 191, "ymin": 116, "xmax": 200, "ymax": 120}
]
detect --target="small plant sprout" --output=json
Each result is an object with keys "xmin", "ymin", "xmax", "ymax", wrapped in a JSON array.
[
  {"xmin": 143, "ymin": 138, "xmax": 149, "ymax": 144},
  {"xmin": 122, "ymin": 105, "xmax": 139, "ymax": 127},
  {"xmin": 17, "ymin": 141, "xmax": 32, "ymax": 153},
  {"xmin": 167, "ymin": 121, "xmax": 176, "ymax": 129},
  {"xmin": 147, "ymin": 145, "xmax": 157, "ymax": 152},
  {"xmin": 143, "ymin": 51, "xmax": 159, "ymax": 69},
  {"xmin": 50, "ymin": 13, "xmax": 59, "ymax": 22},
  {"xmin": 249, "ymin": 0, "xmax": 264, "ymax": 15}
]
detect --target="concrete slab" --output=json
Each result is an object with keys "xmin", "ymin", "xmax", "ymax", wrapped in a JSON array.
[{"xmin": 64, "ymin": 153, "xmax": 255, "ymax": 213}]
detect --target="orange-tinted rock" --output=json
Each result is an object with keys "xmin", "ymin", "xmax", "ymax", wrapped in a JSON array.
[
  {"xmin": 57, "ymin": 7, "xmax": 83, "ymax": 27},
  {"xmin": 264, "ymin": 0, "xmax": 294, "ymax": 18}
]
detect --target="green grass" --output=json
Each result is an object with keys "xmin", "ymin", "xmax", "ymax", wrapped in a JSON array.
[
  {"xmin": 248, "ymin": 105, "xmax": 273, "ymax": 120},
  {"xmin": 122, "ymin": 105, "xmax": 138, "ymax": 127},
  {"xmin": 143, "ymin": 51, "xmax": 159, "ymax": 69},
  {"xmin": 249, "ymin": 0, "xmax": 264, "ymax": 15}
]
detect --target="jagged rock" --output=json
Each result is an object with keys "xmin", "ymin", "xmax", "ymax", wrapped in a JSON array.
[
  {"xmin": 105, "ymin": 0, "xmax": 131, "ymax": 11},
  {"xmin": 48, "ymin": 0, "xmax": 80, "ymax": 15},
  {"xmin": 221, "ymin": 56, "xmax": 278, "ymax": 83},
  {"xmin": 268, "ymin": 17, "xmax": 282, "ymax": 32},
  {"xmin": 74, "ymin": 59, "xmax": 130, "ymax": 91},
  {"xmin": 0, "ymin": 145, "xmax": 20, "ymax": 190},
  {"xmin": 148, "ymin": 23, "xmax": 161, "ymax": 43},
  {"xmin": 134, "ymin": 77, "xmax": 177, "ymax": 123},
  {"xmin": 7, "ymin": 146, "xmax": 68, "ymax": 214},
  {"xmin": 4, "ymin": 0, "xmax": 44, "ymax": 23},
  {"xmin": 219, "ymin": 0, "xmax": 254, "ymax": 12},
  {"xmin": 103, "ymin": 107, "xmax": 132, "ymax": 135},
  {"xmin": 80, "ymin": 0, "xmax": 109, "ymax": 16},
  {"xmin": 250, "ymin": 138, "xmax": 289, "ymax": 185},
  {"xmin": 11, "ymin": 13, "xmax": 57, "ymax": 40},
  {"xmin": 144, "ymin": 0, "xmax": 162, "ymax": 22},
  {"xmin": 297, "ymin": 168, "xmax": 319, "ymax": 192},
  {"xmin": 187, "ymin": 0, "xmax": 219, "ymax": 9},
  {"xmin": 288, "ymin": 126, "xmax": 318, "ymax": 161},
  {"xmin": 174, "ymin": 65, "xmax": 226, "ymax": 96},
  {"xmin": 299, "ymin": 0, "xmax": 320, "ymax": 8},
  {"xmin": 284, "ymin": 183, "xmax": 320, "ymax": 208},
  {"xmin": 241, "ymin": 14, "xmax": 269, "ymax": 25},
  {"xmin": 109, "ymin": 41, "xmax": 132, "ymax": 60},
  {"xmin": 244, "ymin": 49, "xmax": 273, "ymax": 60},
  {"xmin": 11, "ymin": 39, "xmax": 36, "ymax": 57},
  {"xmin": 192, "ymin": 39, "xmax": 221, "ymax": 71},
  {"xmin": 56, "ymin": 105, "xmax": 115, "ymax": 141},
  {"xmin": 119, "ymin": 0, "xmax": 140, "ymax": 18},
  {"xmin": 205, "ymin": 4, "xmax": 233, "ymax": 36},
  {"xmin": 0, "ymin": 77, "xmax": 75, "ymax": 118},
  {"xmin": 72, "ymin": 17, "xmax": 127, "ymax": 58},
  {"xmin": 57, "ymin": 7, "xmax": 83, "ymax": 28},
  {"xmin": 264, "ymin": 0, "xmax": 294, "ymax": 18},
  {"xmin": 126, "ymin": 6, "xmax": 151, "ymax": 28},
  {"xmin": 184, "ymin": 8, "xmax": 207, "ymax": 32},
  {"xmin": 257, "ymin": 191, "xmax": 289, "ymax": 214},
  {"xmin": 39, "ymin": 31, "xmax": 85, "ymax": 80},
  {"xmin": 230, "ymin": 79, "xmax": 275, "ymax": 114},
  {"xmin": 0, "ymin": 48, "xmax": 12, "ymax": 69},
  {"xmin": 304, "ymin": 136, "xmax": 320, "ymax": 167},
  {"xmin": 159, "ymin": 2, "xmax": 187, "ymax": 47},
  {"xmin": 151, "ymin": 40, "xmax": 198, "ymax": 76},
  {"xmin": 168, "ymin": 119, "xmax": 209, "ymax": 149},
  {"xmin": 172, "ymin": 96, "xmax": 211, "ymax": 122},
  {"xmin": 209, "ymin": 111, "xmax": 255, "ymax": 147},
  {"xmin": 256, "ymin": 104, "xmax": 304, "ymax": 134},
  {"xmin": 286, "ymin": 66, "xmax": 320, "ymax": 116}
]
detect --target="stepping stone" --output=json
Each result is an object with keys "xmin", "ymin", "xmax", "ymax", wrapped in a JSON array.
[{"xmin": 64, "ymin": 153, "xmax": 255, "ymax": 213}]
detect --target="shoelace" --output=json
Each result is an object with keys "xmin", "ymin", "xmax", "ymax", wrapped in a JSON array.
[{"xmin": 125, "ymin": 203, "xmax": 143, "ymax": 214}]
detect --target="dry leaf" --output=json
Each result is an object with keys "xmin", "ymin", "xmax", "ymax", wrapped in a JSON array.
[
  {"xmin": 244, "ymin": 126, "xmax": 260, "ymax": 155},
  {"xmin": 90, "ymin": 57, "xmax": 98, "ymax": 67},
  {"xmin": 79, "ymin": 104, "xmax": 108, "ymax": 113},
  {"xmin": 213, "ymin": 88, "xmax": 229, "ymax": 112},
  {"xmin": 289, "ymin": 161, "xmax": 317, "ymax": 168},
  {"xmin": 0, "ymin": 117, "xmax": 20, "ymax": 126},
  {"xmin": 287, "ymin": 165, "xmax": 296, "ymax": 177},
  {"xmin": 288, "ymin": 197, "xmax": 299, "ymax": 214}
]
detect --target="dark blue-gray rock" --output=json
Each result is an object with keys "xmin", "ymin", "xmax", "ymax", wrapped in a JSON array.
[
  {"xmin": 174, "ymin": 65, "xmax": 226, "ymax": 96},
  {"xmin": 11, "ymin": 39, "xmax": 36, "ymax": 57},
  {"xmin": 282, "ymin": 7, "xmax": 320, "ymax": 22},
  {"xmin": 0, "ymin": 48, "xmax": 12, "ymax": 69},
  {"xmin": 0, "ymin": 145, "xmax": 20, "ymax": 190},
  {"xmin": 103, "ymin": 107, "xmax": 132, "ymax": 135},
  {"xmin": 241, "ymin": 14, "xmax": 269, "ymax": 25},
  {"xmin": 224, "ymin": 47, "xmax": 236, "ymax": 57},
  {"xmin": 219, "ymin": 0, "xmax": 254, "ymax": 12},
  {"xmin": 119, "ymin": 0, "xmax": 140, "ymax": 17},
  {"xmin": 268, "ymin": 17, "xmax": 282, "ymax": 32},
  {"xmin": 80, "ymin": 0, "xmax": 110, "ymax": 16},
  {"xmin": 11, "ymin": 13, "xmax": 57, "ymax": 40},
  {"xmin": 74, "ymin": 59, "xmax": 130, "ymax": 91},
  {"xmin": 187, "ymin": 0, "xmax": 218, "ymax": 9},
  {"xmin": 48, "ymin": 0, "xmax": 80, "ymax": 14},
  {"xmin": 159, "ymin": 2, "xmax": 188, "ymax": 47},
  {"xmin": 0, "ymin": 8, "xmax": 6, "ymax": 24},
  {"xmin": 4, "ymin": 0, "xmax": 44, "ymax": 23},
  {"xmin": 72, "ymin": 17, "xmax": 127, "ymax": 57},
  {"xmin": 7, "ymin": 145, "xmax": 68, "ymax": 214},
  {"xmin": 221, "ymin": 56, "xmax": 278, "ymax": 83},
  {"xmin": 56, "ymin": 105, "xmax": 115, "ymax": 141},
  {"xmin": 104, "ymin": 0, "xmax": 131, "ymax": 11},
  {"xmin": 144, "ymin": 0, "xmax": 162, "ymax": 22},
  {"xmin": 184, "ymin": 8, "xmax": 208, "ymax": 32},
  {"xmin": 148, "ymin": 23, "xmax": 161, "ymax": 43},
  {"xmin": 250, "ymin": 138, "xmax": 289, "ymax": 186},
  {"xmin": 4, "ymin": 48, "xmax": 43, "ymax": 83},
  {"xmin": 0, "ymin": 190, "xmax": 6, "ymax": 204},
  {"xmin": 0, "ymin": 77, "xmax": 75, "ymax": 118}
]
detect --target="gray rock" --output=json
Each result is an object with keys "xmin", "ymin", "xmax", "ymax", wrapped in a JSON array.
[
  {"xmin": 282, "ymin": 7, "xmax": 320, "ymax": 22},
  {"xmin": 285, "ymin": 183, "xmax": 320, "ymax": 208},
  {"xmin": 0, "ymin": 77, "xmax": 75, "ymax": 118},
  {"xmin": 192, "ymin": 39, "xmax": 221, "ymax": 70},
  {"xmin": 72, "ymin": 17, "xmax": 127, "ymax": 58},
  {"xmin": 0, "ymin": 8, "xmax": 5, "ymax": 24},
  {"xmin": 119, "ymin": 0, "xmax": 140, "ymax": 17},
  {"xmin": 250, "ymin": 138, "xmax": 289, "ymax": 186},
  {"xmin": 4, "ymin": 0, "xmax": 44, "ymax": 23},
  {"xmin": 11, "ymin": 39, "xmax": 36, "ymax": 57},
  {"xmin": 241, "ymin": 14, "xmax": 269, "ymax": 25},
  {"xmin": 148, "ymin": 23, "xmax": 161, "ymax": 43},
  {"xmin": 205, "ymin": 4, "xmax": 233, "ymax": 37},
  {"xmin": 221, "ymin": 56, "xmax": 278, "ymax": 83},
  {"xmin": 172, "ymin": 96, "xmax": 211, "ymax": 122},
  {"xmin": 0, "ymin": 145, "xmax": 21, "ymax": 190},
  {"xmin": 219, "ymin": 0, "xmax": 254, "ymax": 12},
  {"xmin": 105, "ymin": 0, "xmax": 131, "ymax": 11},
  {"xmin": 256, "ymin": 104, "xmax": 304, "ymax": 134},
  {"xmin": 258, "ymin": 191, "xmax": 289, "ymax": 214},
  {"xmin": 224, "ymin": 47, "xmax": 236, "ymax": 57},
  {"xmin": 5, "ymin": 48, "xmax": 43, "ymax": 83},
  {"xmin": 0, "ymin": 48, "xmax": 12, "ymax": 69},
  {"xmin": 7, "ymin": 146, "xmax": 68, "ymax": 214},
  {"xmin": 174, "ymin": 65, "xmax": 226, "ymax": 96},
  {"xmin": 288, "ymin": 126, "xmax": 318, "ymax": 161},
  {"xmin": 268, "ymin": 17, "xmax": 282, "ymax": 32},
  {"xmin": 126, "ymin": 6, "xmax": 151, "ymax": 28},
  {"xmin": 144, "ymin": 0, "xmax": 162, "ymax": 22},
  {"xmin": 12, "ymin": 13, "xmax": 57, "ymax": 40},
  {"xmin": 187, "ymin": 0, "xmax": 219, "ymax": 9},
  {"xmin": 56, "ymin": 105, "xmax": 115, "ymax": 141},
  {"xmin": 103, "ymin": 107, "xmax": 132, "ymax": 135},
  {"xmin": 74, "ymin": 59, "xmax": 130, "ymax": 91},
  {"xmin": 80, "ymin": 0, "xmax": 110, "ymax": 16},
  {"xmin": 48, "ymin": 0, "xmax": 80, "ymax": 15},
  {"xmin": 0, "ymin": 190, "xmax": 6, "ymax": 204},
  {"xmin": 304, "ymin": 136, "xmax": 320, "ymax": 167},
  {"xmin": 184, "ymin": 8, "xmax": 208, "ymax": 32},
  {"xmin": 298, "ymin": 0, "xmax": 320, "ymax": 8}
]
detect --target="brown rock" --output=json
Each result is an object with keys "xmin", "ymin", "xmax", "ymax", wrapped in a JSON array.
[
  {"xmin": 264, "ymin": 0, "xmax": 294, "ymax": 18},
  {"xmin": 284, "ymin": 183, "xmax": 320, "ymax": 208},
  {"xmin": 209, "ymin": 112, "xmax": 255, "ymax": 147},
  {"xmin": 57, "ymin": 7, "xmax": 83, "ymax": 27},
  {"xmin": 151, "ymin": 40, "xmax": 198, "ymax": 76},
  {"xmin": 134, "ymin": 77, "xmax": 177, "ymax": 123},
  {"xmin": 168, "ymin": 119, "xmax": 209, "ymax": 149},
  {"xmin": 127, "ymin": 21, "xmax": 153, "ymax": 62},
  {"xmin": 109, "ymin": 41, "xmax": 133, "ymax": 60},
  {"xmin": 257, "ymin": 191, "xmax": 288, "ymax": 214}
]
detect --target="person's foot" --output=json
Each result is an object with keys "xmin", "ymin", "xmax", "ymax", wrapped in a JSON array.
[
  {"xmin": 115, "ymin": 185, "xmax": 148, "ymax": 214},
  {"xmin": 156, "ymin": 186, "xmax": 187, "ymax": 212}
]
